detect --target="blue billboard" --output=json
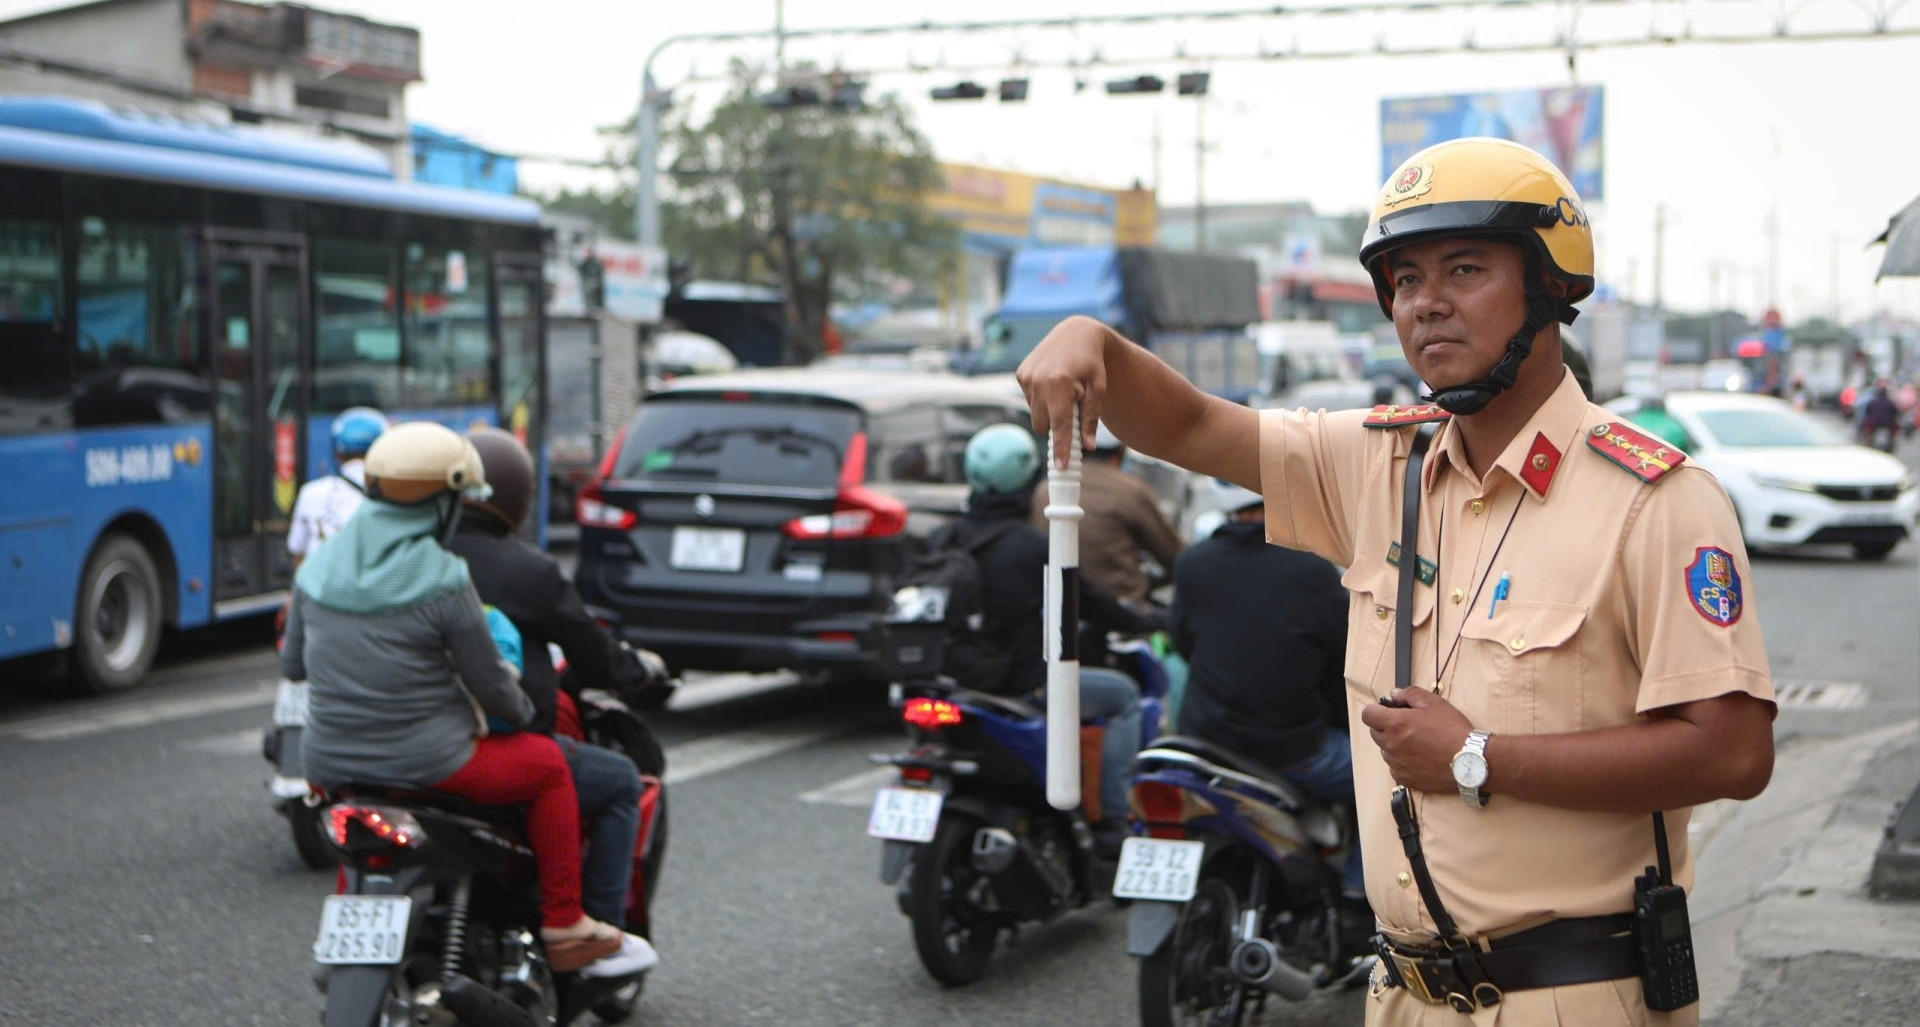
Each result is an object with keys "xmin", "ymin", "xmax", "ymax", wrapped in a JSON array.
[{"xmin": 1380, "ymin": 86, "xmax": 1604, "ymax": 200}]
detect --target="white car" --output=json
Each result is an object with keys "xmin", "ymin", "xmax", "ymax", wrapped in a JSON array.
[{"xmin": 1605, "ymin": 392, "xmax": 1918, "ymax": 561}]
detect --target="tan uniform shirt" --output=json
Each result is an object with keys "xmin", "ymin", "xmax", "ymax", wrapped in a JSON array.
[
  {"xmin": 1258, "ymin": 373, "xmax": 1774, "ymax": 941},
  {"xmin": 1032, "ymin": 459, "xmax": 1184, "ymax": 604}
]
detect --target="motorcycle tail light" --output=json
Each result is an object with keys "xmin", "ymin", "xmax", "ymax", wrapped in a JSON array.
[
  {"xmin": 1132, "ymin": 779, "xmax": 1202, "ymax": 837},
  {"xmin": 902, "ymin": 698, "xmax": 964, "ymax": 730},
  {"xmin": 899, "ymin": 764, "xmax": 934, "ymax": 784},
  {"xmin": 327, "ymin": 804, "xmax": 426, "ymax": 850}
]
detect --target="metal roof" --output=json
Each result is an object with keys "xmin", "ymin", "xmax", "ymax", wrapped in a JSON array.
[{"xmin": 0, "ymin": 123, "xmax": 540, "ymax": 226}]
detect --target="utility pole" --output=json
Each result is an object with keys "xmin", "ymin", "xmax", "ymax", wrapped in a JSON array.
[
  {"xmin": 1830, "ymin": 233, "xmax": 1841, "ymax": 323},
  {"xmin": 1765, "ymin": 207, "xmax": 1780, "ymax": 311},
  {"xmin": 1651, "ymin": 202, "xmax": 1665, "ymax": 316},
  {"xmin": 1194, "ymin": 98, "xmax": 1207, "ymax": 254}
]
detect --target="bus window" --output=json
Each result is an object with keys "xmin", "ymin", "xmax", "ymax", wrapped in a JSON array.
[
  {"xmin": 315, "ymin": 238, "xmax": 399, "ymax": 413},
  {"xmin": 0, "ymin": 216, "xmax": 67, "ymax": 436},
  {"xmin": 402, "ymin": 243, "xmax": 490, "ymax": 408},
  {"xmin": 71, "ymin": 218, "xmax": 208, "ymax": 428}
]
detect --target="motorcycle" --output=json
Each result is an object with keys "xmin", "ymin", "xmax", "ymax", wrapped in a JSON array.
[
  {"xmin": 308, "ymin": 654, "xmax": 672, "ymax": 1026},
  {"xmin": 1122, "ymin": 736, "xmax": 1373, "ymax": 1026},
  {"xmin": 868, "ymin": 626, "xmax": 1171, "ymax": 986},
  {"xmin": 263, "ymin": 676, "xmax": 332, "ymax": 869}
]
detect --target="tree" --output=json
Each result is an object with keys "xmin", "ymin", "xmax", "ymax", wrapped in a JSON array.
[{"xmin": 660, "ymin": 66, "xmax": 958, "ymax": 364}]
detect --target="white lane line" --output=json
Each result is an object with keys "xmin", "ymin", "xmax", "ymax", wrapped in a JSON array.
[
  {"xmin": 182, "ymin": 729, "xmax": 266, "ymax": 756},
  {"xmin": 662, "ymin": 713, "xmax": 853, "ymax": 786},
  {"xmin": 0, "ymin": 681, "xmax": 278, "ymax": 742},
  {"xmin": 666, "ymin": 671, "xmax": 805, "ymax": 712},
  {"xmin": 798, "ymin": 765, "xmax": 896, "ymax": 808}
]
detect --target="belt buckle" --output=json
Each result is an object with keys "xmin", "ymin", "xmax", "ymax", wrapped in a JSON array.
[{"xmin": 1387, "ymin": 951, "xmax": 1447, "ymax": 1006}]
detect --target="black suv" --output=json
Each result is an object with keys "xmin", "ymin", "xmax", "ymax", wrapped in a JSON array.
[{"xmin": 574, "ymin": 368, "xmax": 1034, "ymax": 677}]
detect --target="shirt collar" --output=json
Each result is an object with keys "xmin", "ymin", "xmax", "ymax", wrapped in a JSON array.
[{"xmin": 1424, "ymin": 369, "xmax": 1589, "ymax": 501}]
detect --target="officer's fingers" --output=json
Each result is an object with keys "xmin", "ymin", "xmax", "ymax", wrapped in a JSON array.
[{"xmin": 1395, "ymin": 686, "xmax": 1435, "ymax": 708}]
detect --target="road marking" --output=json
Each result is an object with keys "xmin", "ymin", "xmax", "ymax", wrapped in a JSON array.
[
  {"xmin": 666, "ymin": 671, "xmax": 806, "ymax": 712},
  {"xmin": 1773, "ymin": 680, "xmax": 1867, "ymax": 710},
  {"xmin": 799, "ymin": 765, "xmax": 896, "ymax": 807},
  {"xmin": 663, "ymin": 712, "xmax": 855, "ymax": 785},
  {"xmin": 182, "ymin": 729, "xmax": 266, "ymax": 756},
  {"xmin": 0, "ymin": 680, "xmax": 278, "ymax": 742}
]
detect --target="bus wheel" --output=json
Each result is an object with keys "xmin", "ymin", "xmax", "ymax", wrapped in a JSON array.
[{"xmin": 73, "ymin": 534, "xmax": 163, "ymax": 695}]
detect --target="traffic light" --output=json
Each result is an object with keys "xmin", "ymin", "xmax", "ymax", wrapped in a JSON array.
[
  {"xmin": 930, "ymin": 80, "xmax": 989, "ymax": 101},
  {"xmin": 760, "ymin": 84, "xmax": 823, "ymax": 109},
  {"xmin": 1176, "ymin": 71, "xmax": 1210, "ymax": 97},
  {"xmin": 828, "ymin": 78, "xmax": 867, "ymax": 112},
  {"xmin": 997, "ymin": 77, "xmax": 1029, "ymax": 102},
  {"xmin": 1106, "ymin": 74, "xmax": 1165, "ymax": 95}
]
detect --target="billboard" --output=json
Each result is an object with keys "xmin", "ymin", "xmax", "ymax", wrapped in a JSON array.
[{"xmin": 1380, "ymin": 86, "xmax": 1604, "ymax": 200}]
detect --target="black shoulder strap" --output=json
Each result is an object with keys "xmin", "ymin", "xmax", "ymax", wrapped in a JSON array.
[{"xmin": 1395, "ymin": 423, "xmax": 1438, "ymax": 693}]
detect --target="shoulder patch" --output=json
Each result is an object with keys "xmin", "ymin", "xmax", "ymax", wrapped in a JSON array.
[
  {"xmin": 1685, "ymin": 546, "xmax": 1743, "ymax": 626},
  {"xmin": 1586, "ymin": 422, "xmax": 1686, "ymax": 483},
  {"xmin": 1363, "ymin": 403, "xmax": 1452, "ymax": 428}
]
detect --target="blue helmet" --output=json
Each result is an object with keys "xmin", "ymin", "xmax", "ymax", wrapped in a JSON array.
[
  {"xmin": 964, "ymin": 424, "xmax": 1041, "ymax": 495},
  {"xmin": 330, "ymin": 407, "xmax": 389, "ymax": 459}
]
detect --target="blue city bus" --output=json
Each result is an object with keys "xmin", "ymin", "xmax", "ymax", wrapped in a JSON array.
[{"xmin": 0, "ymin": 99, "xmax": 547, "ymax": 694}]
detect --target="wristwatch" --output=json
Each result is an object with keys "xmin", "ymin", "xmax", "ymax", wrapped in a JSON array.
[{"xmin": 1450, "ymin": 729, "xmax": 1492, "ymax": 807}]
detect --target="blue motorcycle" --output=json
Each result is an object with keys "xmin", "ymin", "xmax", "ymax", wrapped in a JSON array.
[
  {"xmin": 869, "ymin": 635, "xmax": 1171, "ymax": 985},
  {"xmin": 1122, "ymin": 736, "xmax": 1373, "ymax": 1026}
]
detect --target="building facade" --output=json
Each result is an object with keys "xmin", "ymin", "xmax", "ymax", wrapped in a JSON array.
[{"xmin": 0, "ymin": 0, "xmax": 419, "ymax": 175}]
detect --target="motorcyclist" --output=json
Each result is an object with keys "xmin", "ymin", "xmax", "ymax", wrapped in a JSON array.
[
  {"xmin": 961, "ymin": 423, "xmax": 1159, "ymax": 856},
  {"xmin": 1029, "ymin": 422, "xmax": 1183, "ymax": 605},
  {"xmin": 287, "ymin": 407, "xmax": 388, "ymax": 568},
  {"xmin": 447, "ymin": 426, "xmax": 662, "ymax": 959},
  {"xmin": 1859, "ymin": 379, "xmax": 1900, "ymax": 452},
  {"xmin": 279, "ymin": 421, "xmax": 648, "ymax": 977},
  {"xmin": 1169, "ymin": 481, "xmax": 1370, "ymax": 923}
]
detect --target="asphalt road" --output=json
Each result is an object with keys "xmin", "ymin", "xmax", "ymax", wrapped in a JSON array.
[{"xmin": 0, "ymin": 532, "xmax": 1912, "ymax": 1026}]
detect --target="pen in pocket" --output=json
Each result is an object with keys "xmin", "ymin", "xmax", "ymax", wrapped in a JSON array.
[{"xmin": 1487, "ymin": 572, "xmax": 1510, "ymax": 618}]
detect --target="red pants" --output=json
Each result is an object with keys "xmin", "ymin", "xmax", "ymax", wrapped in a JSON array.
[{"xmin": 434, "ymin": 733, "xmax": 582, "ymax": 929}]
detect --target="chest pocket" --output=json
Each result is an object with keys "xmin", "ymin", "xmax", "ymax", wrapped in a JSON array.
[
  {"xmin": 1454, "ymin": 600, "xmax": 1587, "ymax": 734},
  {"xmin": 1339, "ymin": 560, "xmax": 1434, "ymax": 702}
]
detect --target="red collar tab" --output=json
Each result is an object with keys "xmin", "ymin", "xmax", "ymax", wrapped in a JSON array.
[
  {"xmin": 1586, "ymin": 422, "xmax": 1687, "ymax": 483},
  {"xmin": 1518, "ymin": 432, "xmax": 1562, "ymax": 496},
  {"xmin": 1363, "ymin": 403, "xmax": 1453, "ymax": 428}
]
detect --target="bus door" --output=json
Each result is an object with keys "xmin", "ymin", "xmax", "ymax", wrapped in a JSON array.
[
  {"xmin": 208, "ymin": 235, "xmax": 309, "ymax": 606},
  {"xmin": 495, "ymin": 256, "xmax": 546, "ymax": 544}
]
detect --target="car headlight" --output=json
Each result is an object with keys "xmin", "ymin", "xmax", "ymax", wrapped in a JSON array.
[
  {"xmin": 1751, "ymin": 473, "xmax": 1821, "ymax": 494},
  {"xmin": 1900, "ymin": 473, "xmax": 1916, "ymax": 494}
]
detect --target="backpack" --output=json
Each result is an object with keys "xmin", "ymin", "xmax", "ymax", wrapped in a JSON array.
[{"xmin": 880, "ymin": 520, "xmax": 1021, "ymax": 687}]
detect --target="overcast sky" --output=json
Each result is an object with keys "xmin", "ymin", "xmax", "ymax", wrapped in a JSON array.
[{"xmin": 7, "ymin": 0, "xmax": 1920, "ymax": 323}]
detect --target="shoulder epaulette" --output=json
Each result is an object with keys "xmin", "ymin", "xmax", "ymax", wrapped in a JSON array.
[
  {"xmin": 1362, "ymin": 404, "xmax": 1452, "ymax": 428},
  {"xmin": 1586, "ymin": 421, "xmax": 1687, "ymax": 483}
]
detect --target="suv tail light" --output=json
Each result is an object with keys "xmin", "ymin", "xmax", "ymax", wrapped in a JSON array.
[
  {"xmin": 577, "ymin": 427, "xmax": 637, "ymax": 531},
  {"xmin": 783, "ymin": 431, "xmax": 907, "ymax": 540}
]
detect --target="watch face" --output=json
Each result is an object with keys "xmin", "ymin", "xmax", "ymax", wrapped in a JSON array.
[{"xmin": 1452, "ymin": 751, "xmax": 1489, "ymax": 789}]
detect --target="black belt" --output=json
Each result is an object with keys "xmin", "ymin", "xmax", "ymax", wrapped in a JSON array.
[{"xmin": 1376, "ymin": 914, "xmax": 1640, "ymax": 1010}]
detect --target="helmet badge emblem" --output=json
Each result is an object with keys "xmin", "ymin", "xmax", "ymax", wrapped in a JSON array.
[
  {"xmin": 1382, "ymin": 163, "xmax": 1436, "ymax": 207},
  {"xmin": 693, "ymin": 494, "xmax": 716, "ymax": 518}
]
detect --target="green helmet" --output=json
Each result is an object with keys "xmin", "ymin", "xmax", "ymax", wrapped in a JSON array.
[{"xmin": 964, "ymin": 424, "xmax": 1041, "ymax": 495}]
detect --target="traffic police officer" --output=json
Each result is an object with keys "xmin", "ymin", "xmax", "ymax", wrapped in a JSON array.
[{"xmin": 1015, "ymin": 137, "xmax": 1776, "ymax": 1026}]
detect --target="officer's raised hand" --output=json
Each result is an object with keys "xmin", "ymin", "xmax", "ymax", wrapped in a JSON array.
[
  {"xmin": 1360, "ymin": 686, "xmax": 1475, "ymax": 794},
  {"xmin": 1016, "ymin": 315, "xmax": 1109, "ymax": 469}
]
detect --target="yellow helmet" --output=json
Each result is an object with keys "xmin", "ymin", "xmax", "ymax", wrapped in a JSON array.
[{"xmin": 1358, "ymin": 137, "xmax": 1594, "ymax": 321}]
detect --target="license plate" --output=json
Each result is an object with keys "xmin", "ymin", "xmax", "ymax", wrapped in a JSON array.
[
  {"xmin": 272, "ymin": 680, "xmax": 309, "ymax": 727},
  {"xmin": 1112, "ymin": 838, "xmax": 1206, "ymax": 902},
  {"xmin": 1836, "ymin": 506, "xmax": 1897, "ymax": 526},
  {"xmin": 866, "ymin": 786, "xmax": 943, "ymax": 842},
  {"xmin": 670, "ymin": 526, "xmax": 746, "ymax": 572},
  {"xmin": 313, "ymin": 895, "xmax": 411, "ymax": 965}
]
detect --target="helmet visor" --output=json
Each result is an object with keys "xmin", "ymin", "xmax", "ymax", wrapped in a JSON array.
[{"xmin": 1362, "ymin": 200, "xmax": 1556, "ymax": 266}]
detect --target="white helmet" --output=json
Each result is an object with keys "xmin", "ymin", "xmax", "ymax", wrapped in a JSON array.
[{"xmin": 1091, "ymin": 421, "xmax": 1123, "ymax": 452}]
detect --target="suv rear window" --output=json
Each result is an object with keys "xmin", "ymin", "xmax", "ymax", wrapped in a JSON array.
[{"xmin": 615, "ymin": 398, "xmax": 861, "ymax": 488}]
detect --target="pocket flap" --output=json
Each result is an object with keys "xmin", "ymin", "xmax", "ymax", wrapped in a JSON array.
[
  {"xmin": 1458, "ymin": 600, "xmax": 1586, "ymax": 656},
  {"xmin": 1341, "ymin": 559, "xmax": 1433, "ymax": 628}
]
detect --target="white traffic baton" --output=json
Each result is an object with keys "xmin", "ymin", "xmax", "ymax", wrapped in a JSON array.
[{"xmin": 1043, "ymin": 404, "xmax": 1083, "ymax": 811}]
